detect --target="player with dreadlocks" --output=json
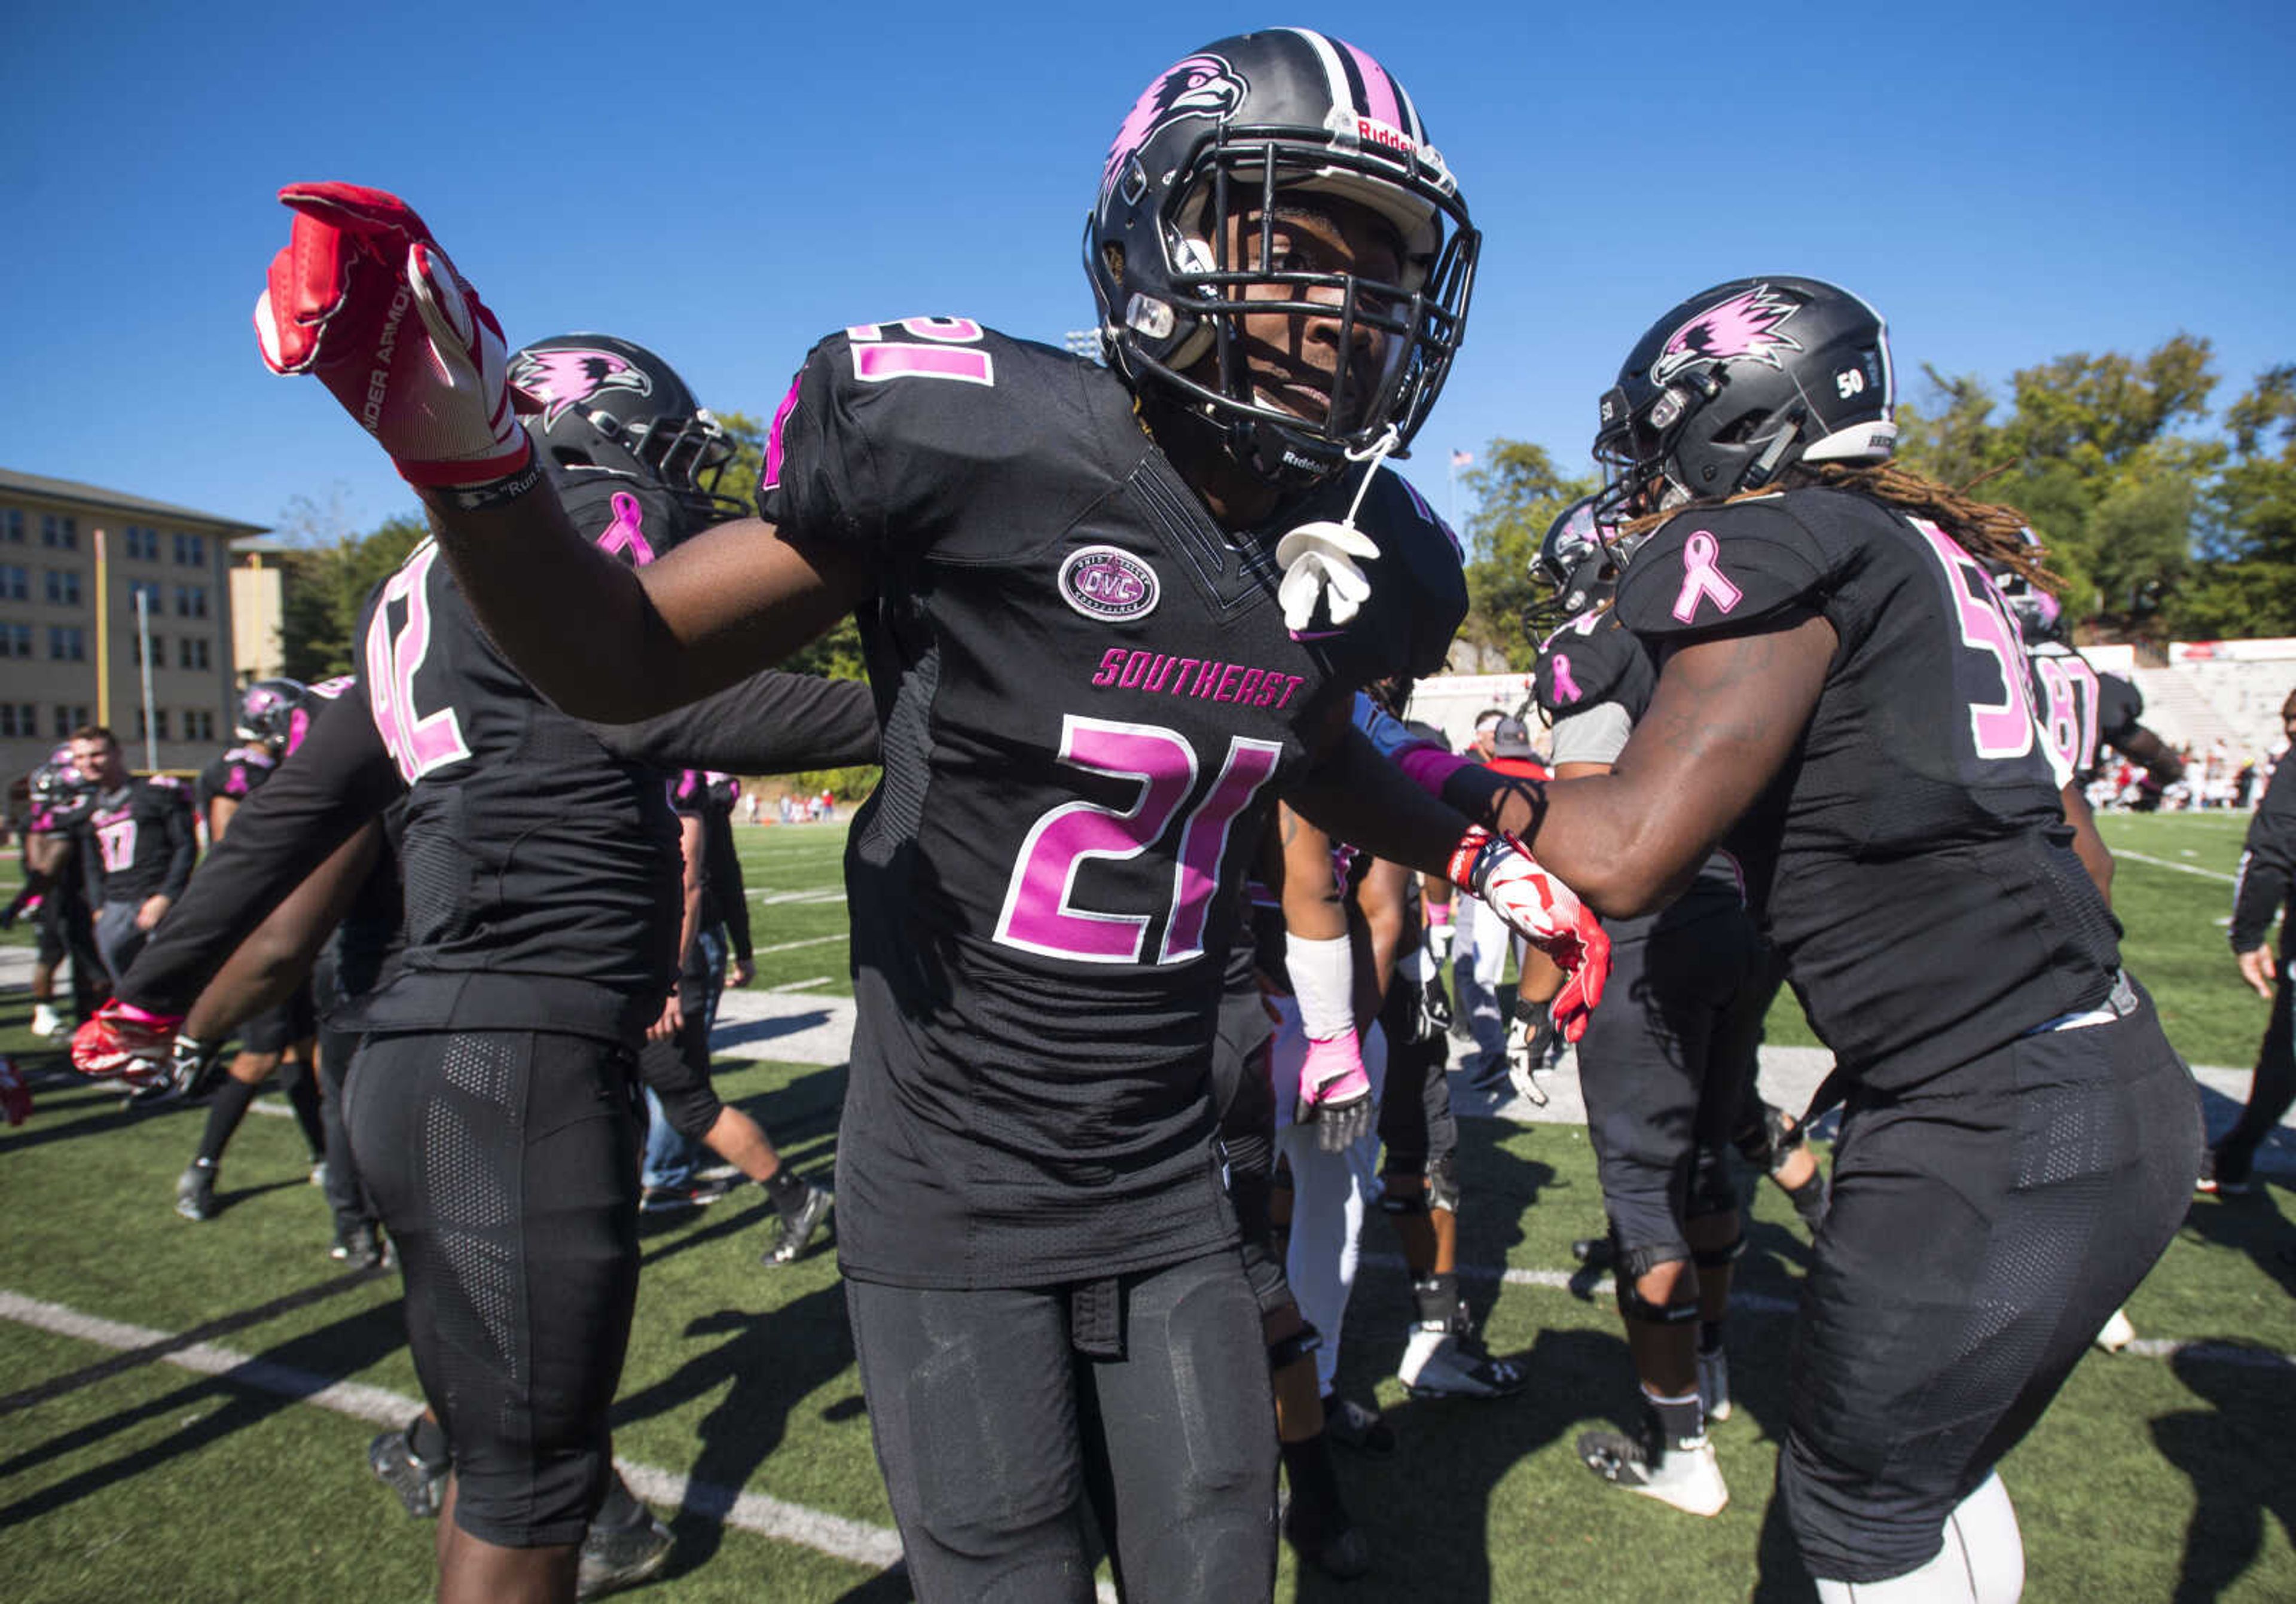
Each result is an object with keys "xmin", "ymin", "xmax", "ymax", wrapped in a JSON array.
[{"xmin": 1365, "ymin": 276, "xmax": 2200, "ymax": 1600}]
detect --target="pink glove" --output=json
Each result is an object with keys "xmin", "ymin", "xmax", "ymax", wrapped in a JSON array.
[
  {"xmin": 1448, "ymin": 827, "xmax": 1611, "ymax": 1043},
  {"xmin": 256, "ymin": 182, "xmax": 535, "ymax": 487},
  {"xmin": 71, "ymin": 1000, "xmax": 186, "ymax": 1087},
  {"xmin": 1297, "ymin": 1032, "xmax": 1375, "ymax": 1153}
]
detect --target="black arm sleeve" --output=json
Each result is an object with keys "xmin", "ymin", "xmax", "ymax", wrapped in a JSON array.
[
  {"xmin": 157, "ymin": 792, "xmax": 197, "ymax": 901},
  {"xmin": 119, "ymin": 688, "xmax": 404, "ymax": 1013},
  {"xmin": 704, "ymin": 808, "xmax": 751, "ymax": 963},
  {"xmin": 2231, "ymin": 759, "xmax": 2296, "ymax": 951},
  {"xmin": 80, "ymin": 823, "xmax": 103, "ymax": 909},
  {"xmin": 587, "ymin": 670, "xmax": 880, "ymax": 774}
]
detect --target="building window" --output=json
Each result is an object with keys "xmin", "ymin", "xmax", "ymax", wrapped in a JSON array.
[
  {"xmin": 173, "ymin": 531, "xmax": 207, "ymax": 567},
  {"xmin": 184, "ymin": 709, "xmax": 216, "ymax": 741},
  {"xmin": 132, "ymin": 631, "xmax": 165, "ymax": 666},
  {"xmin": 0, "ymin": 622, "xmax": 28, "ymax": 658},
  {"xmin": 48, "ymin": 625, "xmax": 87, "ymax": 661},
  {"xmin": 1, "ymin": 704, "xmax": 36, "ymax": 738},
  {"xmin": 179, "ymin": 636, "xmax": 210, "ymax": 670},
  {"xmin": 126, "ymin": 579, "xmax": 164, "ymax": 616},
  {"xmin": 175, "ymin": 584, "xmax": 209, "ymax": 619},
  {"xmin": 42, "ymin": 514, "xmax": 78, "ymax": 550},
  {"xmin": 135, "ymin": 707, "xmax": 172, "ymax": 741},
  {"xmin": 3, "ymin": 509, "xmax": 22, "ymax": 544},
  {"xmin": 53, "ymin": 704, "xmax": 88, "ymax": 739},
  {"xmin": 45, "ymin": 570, "xmax": 83, "ymax": 606},
  {"xmin": 123, "ymin": 525, "xmax": 161, "ymax": 561},
  {"xmin": 0, "ymin": 565, "xmax": 25, "ymax": 601}
]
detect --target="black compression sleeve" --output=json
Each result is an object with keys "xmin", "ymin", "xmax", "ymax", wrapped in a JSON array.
[
  {"xmin": 587, "ymin": 671, "xmax": 880, "ymax": 774},
  {"xmin": 157, "ymin": 790, "xmax": 197, "ymax": 900},
  {"xmin": 119, "ymin": 689, "xmax": 404, "ymax": 1013},
  {"xmin": 706, "ymin": 809, "xmax": 752, "ymax": 962}
]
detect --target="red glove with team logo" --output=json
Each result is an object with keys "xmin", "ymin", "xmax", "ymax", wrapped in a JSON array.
[
  {"xmin": 255, "ymin": 182, "xmax": 536, "ymax": 487},
  {"xmin": 1448, "ymin": 827, "xmax": 1610, "ymax": 1043},
  {"xmin": 72, "ymin": 1000, "xmax": 186, "ymax": 1088}
]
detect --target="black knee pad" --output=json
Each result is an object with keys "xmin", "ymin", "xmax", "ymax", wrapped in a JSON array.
[
  {"xmin": 1613, "ymin": 1238, "xmax": 1699, "ymax": 1325},
  {"xmin": 1690, "ymin": 1238, "xmax": 1744, "ymax": 1269}
]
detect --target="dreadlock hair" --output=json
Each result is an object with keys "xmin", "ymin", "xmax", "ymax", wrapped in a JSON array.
[{"xmin": 1613, "ymin": 462, "xmax": 2062, "ymax": 598}]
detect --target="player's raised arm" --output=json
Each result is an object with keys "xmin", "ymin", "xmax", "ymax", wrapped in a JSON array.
[{"xmin": 254, "ymin": 183, "xmax": 862, "ymax": 720}]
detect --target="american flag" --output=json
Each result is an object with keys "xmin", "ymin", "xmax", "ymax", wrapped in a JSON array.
[{"xmin": 1450, "ymin": 450, "xmax": 1473, "ymax": 469}]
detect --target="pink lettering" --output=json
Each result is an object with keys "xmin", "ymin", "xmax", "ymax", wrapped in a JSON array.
[
  {"xmin": 1671, "ymin": 531, "xmax": 1744, "ymax": 624},
  {"xmin": 1272, "ymin": 675, "xmax": 1304, "ymax": 709},
  {"xmin": 1235, "ymin": 668, "xmax": 1265, "ymax": 703},
  {"xmin": 1215, "ymin": 664, "xmax": 1244, "ymax": 702},
  {"xmin": 1091, "ymin": 648, "xmax": 1127, "ymax": 687},
  {"xmin": 1118, "ymin": 649, "xmax": 1152, "ymax": 689},
  {"xmin": 1193, "ymin": 662, "xmax": 1223, "ymax": 698},
  {"xmin": 1144, "ymin": 654, "xmax": 1180, "ymax": 693}
]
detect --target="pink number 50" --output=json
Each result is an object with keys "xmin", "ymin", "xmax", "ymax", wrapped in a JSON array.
[
  {"xmin": 996, "ymin": 717, "xmax": 1281, "ymax": 965},
  {"xmin": 1911, "ymin": 518, "xmax": 2038, "ymax": 762},
  {"xmin": 366, "ymin": 543, "xmax": 473, "ymax": 784}
]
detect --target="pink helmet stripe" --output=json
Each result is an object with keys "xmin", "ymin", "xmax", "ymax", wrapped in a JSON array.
[{"xmin": 1338, "ymin": 38, "xmax": 1403, "ymax": 132}]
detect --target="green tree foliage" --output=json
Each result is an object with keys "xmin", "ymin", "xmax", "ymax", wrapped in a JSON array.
[
  {"xmin": 1892, "ymin": 334, "xmax": 2231, "ymax": 638},
  {"xmin": 2174, "ymin": 365, "xmax": 2296, "ymax": 637},
  {"xmin": 1456, "ymin": 440, "xmax": 1595, "ymax": 669},
  {"xmin": 274, "ymin": 499, "xmax": 429, "ymax": 682}
]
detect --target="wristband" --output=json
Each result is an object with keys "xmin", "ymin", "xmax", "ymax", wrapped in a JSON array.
[
  {"xmin": 1285, "ymin": 931, "xmax": 1356, "ymax": 1041},
  {"xmin": 422, "ymin": 450, "xmax": 542, "ymax": 511},
  {"xmin": 1400, "ymin": 744, "xmax": 1473, "ymax": 796}
]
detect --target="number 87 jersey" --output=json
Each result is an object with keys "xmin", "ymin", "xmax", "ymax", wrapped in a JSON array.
[
  {"xmin": 1611, "ymin": 485, "xmax": 2120, "ymax": 1096},
  {"xmin": 758, "ymin": 320, "xmax": 1463, "ymax": 1290}
]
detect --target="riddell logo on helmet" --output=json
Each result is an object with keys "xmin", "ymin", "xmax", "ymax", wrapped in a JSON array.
[
  {"xmin": 1355, "ymin": 117, "xmax": 1415, "ymax": 156},
  {"xmin": 1652, "ymin": 285, "xmax": 1803, "ymax": 384},
  {"xmin": 510, "ymin": 348, "xmax": 655, "ymax": 432}
]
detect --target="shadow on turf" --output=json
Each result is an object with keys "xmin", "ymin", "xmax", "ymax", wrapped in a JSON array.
[
  {"xmin": 0, "ymin": 1290, "xmax": 410, "ymax": 1526},
  {"xmin": 2151, "ymin": 1344, "xmax": 2296, "ymax": 1602},
  {"xmin": 609, "ymin": 1280, "xmax": 858, "ymax": 1580},
  {"xmin": 2180, "ymin": 1181, "xmax": 2296, "ymax": 1302}
]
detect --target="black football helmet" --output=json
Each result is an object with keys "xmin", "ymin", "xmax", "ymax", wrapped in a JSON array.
[
  {"xmin": 508, "ymin": 334, "xmax": 743, "ymax": 530},
  {"xmin": 1593, "ymin": 277, "xmax": 1896, "ymax": 521},
  {"xmin": 29, "ymin": 748, "xmax": 90, "ymax": 812},
  {"xmin": 1989, "ymin": 527, "xmax": 2065, "ymax": 643},
  {"xmin": 1524, "ymin": 496, "xmax": 1642, "ymax": 636},
  {"xmin": 1085, "ymin": 29, "xmax": 1477, "ymax": 490},
  {"xmin": 236, "ymin": 677, "xmax": 306, "ymax": 749}
]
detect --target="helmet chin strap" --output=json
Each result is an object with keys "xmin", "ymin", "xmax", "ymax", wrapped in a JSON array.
[{"xmin": 1274, "ymin": 424, "xmax": 1402, "ymax": 636}]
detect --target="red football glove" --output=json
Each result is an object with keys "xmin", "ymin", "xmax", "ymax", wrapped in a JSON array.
[
  {"xmin": 1448, "ymin": 827, "xmax": 1611, "ymax": 1043},
  {"xmin": 255, "ymin": 182, "xmax": 535, "ymax": 486},
  {"xmin": 0, "ymin": 1055, "xmax": 30, "ymax": 1127},
  {"xmin": 72, "ymin": 1000, "xmax": 186, "ymax": 1088}
]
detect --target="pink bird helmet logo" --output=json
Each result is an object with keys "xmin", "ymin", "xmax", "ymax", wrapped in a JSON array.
[
  {"xmin": 1059, "ymin": 545, "xmax": 1161, "ymax": 622},
  {"xmin": 1652, "ymin": 285, "xmax": 1804, "ymax": 384},
  {"xmin": 508, "ymin": 347, "xmax": 655, "ymax": 432},
  {"xmin": 1101, "ymin": 53, "xmax": 1248, "ymax": 209}
]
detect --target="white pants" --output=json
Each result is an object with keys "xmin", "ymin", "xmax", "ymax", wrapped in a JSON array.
[
  {"xmin": 1271, "ymin": 998, "xmax": 1388, "ymax": 1396},
  {"xmin": 1452, "ymin": 893, "xmax": 1522, "ymax": 1063}
]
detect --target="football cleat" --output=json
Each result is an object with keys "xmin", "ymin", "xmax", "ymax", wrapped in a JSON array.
[
  {"xmin": 331, "ymin": 1220, "xmax": 391, "ymax": 1271},
  {"xmin": 2196, "ymin": 1146, "xmax": 2252, "ymax": 1197},
  {"xmin": 368, "ymin": 1423, "xmax": 449, "ymax": 1519},
  {"xmin": 1282, "ymin": 1496, "xmax": 1371, "ymax": 1582},
  {"xmin": 639, "ymin": 1178, "xmax": 730, "ymax": 1214},
  {"xmin": 576, "ymin": 1509, "xmax": 676, "ymax": 1600},
  {"xmin": 2093, "ymin": 1307, "xmax": 2136, "ymax": 1354},
  {"xmin": 175, "ymin": 1159, "xmax": 218, "ymax": 1222},
  {"xmin": 30, "ymin": 1003, "xmax": 66, "ymax": 1041},
  {"xmin": 763, "ymin": 1183, "xmax": 833, "ymax": 1266},
  {"xmin": 1576, "ymin": 1425, "xmax": 1729, "ymax": 1517},
  {"xmin": 1697, "ymin": 1348, "xmax": 1732, "ymax": 1423},
  {"xmin": 1320, "ymin": 1394, "xmax": 1396, "ymax": 1458},
  {"xmin": 1399, "ymin": 1324, "xmax": 1528, "ymax": 1399}
]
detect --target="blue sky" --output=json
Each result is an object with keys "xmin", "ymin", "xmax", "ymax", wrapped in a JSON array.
[{"xmin": 2, "ymin": 1, "xmax": 2288, "ymax": 540}]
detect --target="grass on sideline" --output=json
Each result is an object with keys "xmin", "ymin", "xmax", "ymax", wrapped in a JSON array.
[{"xmin": 1, "ymin": 817, "xmax": 2293, "ymax": 1601}]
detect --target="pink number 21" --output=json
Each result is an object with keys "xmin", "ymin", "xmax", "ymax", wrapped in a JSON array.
[
  {"xmin": 366, "ymin": 542, "xmax": 473, "ymax": 784},
  {"xmin": 996, "ymin": 717, "xmax": 1282, "ymax": 965}
]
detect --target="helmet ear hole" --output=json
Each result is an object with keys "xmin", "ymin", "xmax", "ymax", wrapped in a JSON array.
[{"xmin": 1101, "ymin": 243, "xmax": 1126, "ymax": 280}]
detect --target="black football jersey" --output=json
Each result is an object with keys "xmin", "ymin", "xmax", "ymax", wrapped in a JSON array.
[
  {"xmin": 1611, "ymin": 487, "xmax": 2119, "ymax": 1090},
  {"xmin": 758, "ymin": 320, "xmax": 1465, "ymax": 1288},
  {"xmin": 79, "ymin": 777, "xmax": 196, "ymax": 905},
  {"xmin": 2023, "ymin": 637, "xmax": 2123, "ymax": 783},
  {"xmin": 1532, "ymin": 607, "xmax": 1741, "ymax": 908},
  {"xmin": 2096, "ymin": 671, "xmax": 2144, "ymax": 755},
  {"xmin": 196, "ymin": 746, "xmax": 277, "ymax": 819}
]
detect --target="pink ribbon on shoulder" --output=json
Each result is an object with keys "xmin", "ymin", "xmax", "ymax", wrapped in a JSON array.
[{"xmin": 1671, "ymin": 530, "xmax": 1744, "ymax": 624}]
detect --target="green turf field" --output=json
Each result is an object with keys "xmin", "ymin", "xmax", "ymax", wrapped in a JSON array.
[{"xmin": 2, "ymin": 815, "xmax": 2292, "ymax": 1601}]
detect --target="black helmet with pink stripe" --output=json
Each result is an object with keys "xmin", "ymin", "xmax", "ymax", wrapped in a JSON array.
[{"xmin": 1085, "ymin": 29, "xmax": 1477, "ymax": 490}]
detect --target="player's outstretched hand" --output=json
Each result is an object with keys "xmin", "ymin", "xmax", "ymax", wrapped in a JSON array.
[
  {"xmin": 256, "ymin": 182, "xmax": 535, "ymax": 487},
  {"xmin": 71, "ymin": 1001, "xmax": 186, "ymax": 1088},
  {"xmin": 1448, "ymin": 827, "xmax": 1610, "ymax": 1042},
  {"xmin": 1297, "ymin": 1032, "xmax": 1375, "ymax": 1153}
]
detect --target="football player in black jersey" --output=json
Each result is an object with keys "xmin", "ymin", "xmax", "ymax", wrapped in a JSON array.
[
  {"xmin": 177, "ymin": 677, "xmax": 329, "ymax": 1224},
  {"xmin": 69, "ymin": 726, "xmax": 196, "ymax": 985},
  {"xmin": 1526, "ymin": 495, "xmax": 1774, "ymax": 1516},
  {"xmin": 15, "ymin": 752, "xmax": 102, "ymax": 1038},
  {"xmin": 2214, "ymin": 687, "xmax": 2296, "ymax": 1196},
  {"xmin": 248, "ymin": 32, "xmax": 1625, "ymax": 1599},
  {"xmin": 1371, "ymin": 277, "xmax": 2202, "ymax": 1600}
]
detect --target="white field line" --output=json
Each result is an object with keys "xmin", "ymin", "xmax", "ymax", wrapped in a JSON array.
[
  {"xmin": 750, "ymin": 934, "xmax": 848, "ymax": 956},
  {"xmin": 2114, "ymin": 849, "xmax": 2239, "ymax": 884}
]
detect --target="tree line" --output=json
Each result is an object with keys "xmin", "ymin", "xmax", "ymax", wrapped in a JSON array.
[{"xmin": 1452, "ymin": 338, "xmax": 2296, "ymax": 671}]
